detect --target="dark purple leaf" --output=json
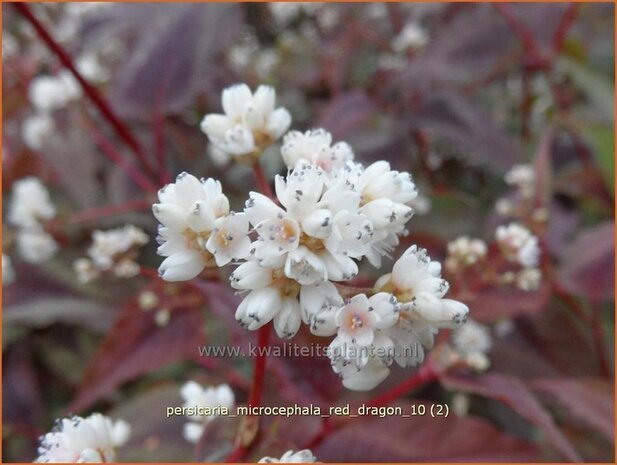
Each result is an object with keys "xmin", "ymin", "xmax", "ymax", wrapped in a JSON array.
[
  {"xmin": 441, "ymin": 372, "xmax": 582, "ymax": 462},
  {"xmin": 531, "ymin": 378, "xmax": 614, "ymax": 443},
  {"xmin": 557, "ymin": 221, "xmax": 614, "ymax": 302}
]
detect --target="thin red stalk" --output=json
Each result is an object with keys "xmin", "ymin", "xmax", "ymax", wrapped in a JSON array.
[
  {"xmin": 13, "ymin": 3, "xmax": 157, "ymax": 179},
  {"xmin": 551, "ymin": 4, "xmax": 580, "ymax": 56},
  {"xmin": 64, "ymin": 199, "xmax": 152, "ymax": 224},
  {"xmin": 253, "ymin": 162, "xmax": 275, "ymax": 200},
  {"xmin": 81, "ymin": 117, "xmax": 157, "ymax": 192},
  {"xmin": 493, "ymin": 3, "xmax": 546, "ymax": 69}
]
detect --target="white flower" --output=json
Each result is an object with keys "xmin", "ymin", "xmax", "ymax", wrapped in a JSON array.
[
  {"xmin": 89, "ymin": 225, "xmax": 148, "ymax": 270},
  {"xmin": 327, "ymin": 293, "xmax": 399, "ymax": 390},
  {"xmin": 505, "ymin": 164, "xmax": 535, "ymax": 198},
  {"xmin": 516, "ymin": 267, "xmax": 542, "ymax": 291},
  {"xmin": 391, "ymin": 23, "xmax": 428, "ymax": 53},
  {"xmin": 495, "ymin": 223, "xmax": 540, "ymax": 267},
  {"xmin": 35, "ymin": 413, "xmax": 130, "ymax": 463},
  {"xmin": 230, "ymin": 260, "xmax": 343, "ymax": 339},
  {"xmin": 22, "ymin": 113, "xmax": 55, "ymax": 150},
  {"xmin": 375, "ymin": 245, "xmax": 469, "ymax": 369},
  {"xmin": 268, "ymin": 2, "xmax": 323, "ymax": 26},
  {"xmin": 29, "ymin": 71, "xmax": 81, "ymax": 112},
  {"xmin": 17, "ymin": 229, "xmax": 58, "ymax": 263},
  {"xmin": 259, "ymin": 449, "xmax": 317, "ymax": 463},
  {"xmin": 451, "ymin": 319, "xmax": 492, "ymax": 372},
  {"xmin": 331, "ymin": 160, "xmax": 417, "ymax": 267},
  {"xmin": 281, "ymin": 129, "xmax": 354, "ymax": 172},
  {"xmin": 332, "ymin": 293, "xmax": 399, "ymax": 347},
  {"xmin": 8, "ymin": 177, "xmax": 56, "ymax": 229},
  {"xmin": 73, "ymin": 258, "xmax": 100, "ymax": 284},
  {"xmin": 3, "ymin": 254, "xmax": 15, "ymax": 286},
  {"xmin": 201, "ymin": 84, "xmax": 291, "ymax": 159},
  {"xmin": 153, "ymin": 172, "xmax": 249, "ymax": 281},
  {"xmin": 334, "ymin": 356, "xmax": 392, "ymax": 391},
  {"xmin": 452, "ymin": 319, "xmax": 492, "ymax": 356},
  {"xmin": 206, "ymin": 212, "xmax": 251, "ymax": 267},
  {"xmin": 246, "ymin": 162, "xmax": 370, "ymax": 283},
  {"xmin": 76, "ymin": 53, "xmax": 109, "ymax": 83},
  {"xmin": 180, "ymin": 381, "xmax": 235, "ymax": 444},
  {"xmin": 445, "ymin": 236, "xmax": 487, "ymax": 271}
]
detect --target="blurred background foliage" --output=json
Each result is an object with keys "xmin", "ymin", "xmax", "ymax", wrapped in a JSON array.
[{"xmin": 2, "ymin": 2, "xmax": 615, "ymax": 462}]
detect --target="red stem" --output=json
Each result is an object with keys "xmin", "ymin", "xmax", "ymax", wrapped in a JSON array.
[
  {"xmin": 252, "ymin": 162, "xmax": 275, "ymax": 200},
  {"xmin": 65, "ymin": 199, "xmax": 152, "ymax": 224},
  {"xmin": 81, "ymin": 117, "xmax": 157, "ymax": 192},
  {"xmin": 13, "ymin": 3, "xmax": 157, "ymax": 179},
  {"xmin": 493, "ymin": 3, "xmax": 547, "ymax": 70},
  {"xmin": 551, "ymin": 4, "xmax": 580, "ymax": 56}
]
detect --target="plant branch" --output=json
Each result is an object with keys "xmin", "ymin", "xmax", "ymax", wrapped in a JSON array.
[{"xmin": 13, "ymin": 2, "xmax": 158, "ymax": 180}]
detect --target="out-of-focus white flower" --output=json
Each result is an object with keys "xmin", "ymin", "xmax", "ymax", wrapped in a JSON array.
[
  {"xmin": 17, "ymin": 229, "xmax": 58, "ymax": 263},
  {"xmin": 445, "ymin": 236, "xmax": 487, "ymax": 271},
  {"xmin": 89, "ymin": 225, "xmax": 148, "ymax": 270},
  {"xmin": 73, "ymin": 258, "xmax": 100, "ymax": 284},
  {"xmin": 391, "ymin": 23, "xmax": 428, "ymax": 53},
  {"xmin": 3, "ymin": 254, "xmax": 15, "ymax": 286},
  {"xmin": 281, "ymin": 129, "xmax": 354, "ymax": 172},
  {"xmin": 495, "ymin": 223, "xmax": 540, "ymax": 267},
  {"xmin": 259, "ymin": 449, "xmax": 317, "ymax": 463},
  {"xmin": 76, "ymin": 53, "xmax": 109, "ymax": 83},
  {"xmin": 495, "ymin": 198, "xmax": 514, "ymax": 216},
  {"xmin": 516, "ymin": 267, "xmax": 542, "ymax": 291},
  {"xmin": 451, "ymin": 319, "xmax": 492, "ymax": 372},
  {"xmin": 8, "ymin": 177, "xmax": 56, "ymax": 229},
  {"xmin": 22, "ymin": 113, "xmax": 55, "ymax": 150},
  {"xmin": 153, "ymin": 172, "xmax": 249, "ymax": 281},
  {"xmin": 201, "ymin": 84, "xmax": 291, "ymax": 160},
  {"xmin": 255, "ymin": 49, "xmax": 281, "ymax": 80},
  {"xmin": 35, "ymin": 413, "xmax": 130, "ymax": 463},
  {"xmin": 505, "ymin": 164, "xmax": 535, "ymax": 198},
  {"xmin": 268, "ymin": 2, "xmax": 323, "ymax": 26},
  {"xmin": 180, "ymin": 381, "xmax": 235, "ymax": 444},
  {"xmin": 75, "ymin": 225, "xmax": 148, "ymax": 283},
  {"xmin": 29, "ymin": 71, "xmax": 82, "ymax": 112}
]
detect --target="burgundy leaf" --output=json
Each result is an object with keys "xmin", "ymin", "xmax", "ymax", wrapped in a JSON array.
[
  {"xmin": 70, "ymin": 298, "xmax": 205, "ymax": 412},
  {"xmin": 441, "ymin": 372, "xmax": 582, "ymax": 462},
  {"xmin": 557, "ymin": 221, "xmax": 615, "ymax": 302},
  {"xmin": 464, "ymin": 282, "xmax": 552, "ymax": 322},
  {"xmin": 531, "ymin": 378, "xmax": 614, "ymax": 443},
  {"xmin": 314, "ymin": 406, "xmax": 538, "ymax": 461}
]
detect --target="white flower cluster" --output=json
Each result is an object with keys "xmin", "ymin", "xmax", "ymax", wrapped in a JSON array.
[
  {"xmin": 8, "ymin": 177, "xmax": 59, "ymax": 264},
  {"xmin": 180, "ymin": 381, "xmax": 235, "ymax": 444},
  {"xmin": 73, "ymin": 225, "xmax": 149, "ymax": 283},
  {"xmin": 445, "ymin": 236, "xmax": 487, "ymax": 272},
  {"xmin": 328, "ymin": 245, "xmax": 468, "ymax": 390},
  {"xmin": 495, "ymin": 163, "xmax": 543, "ymax": 220},
  {"xmin": 259, "ymin": 449, "xmax": 317, "ymax": 463},
  {"xmin": 153, "ymin": 173, "xmax": 250, "ymax": 281},
  {"xmin": 200, "ymin": 84, "xmax": 291, "ymax": 163},
  {"xmin": 35, "ymin": 413, "xmax": 130, "ymax": 463},
  {"xmin": 154, "ymin": 83, "xmax": 470, "ymax": 391},
  {"xmin": 495, "ymin": 222, "xmax": 542, "ymax": 290}
]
